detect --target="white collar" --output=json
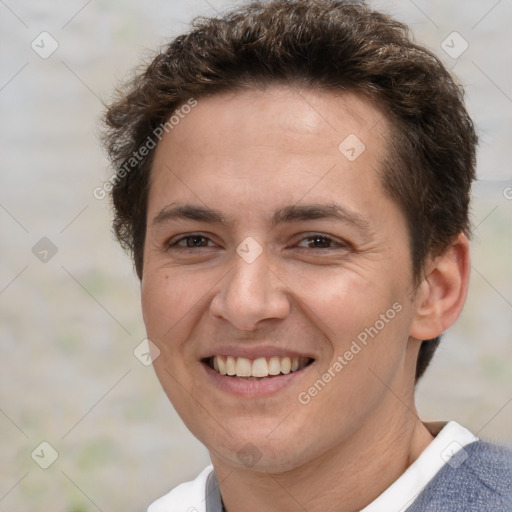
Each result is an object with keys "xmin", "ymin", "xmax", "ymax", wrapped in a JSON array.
[
  {"xmin": 361, "ymin": 421, "xmax": 478, "ymax": 512},
  {"xmin": 148, "ymin": 464, "xmax": 213, "ymax": 512}
]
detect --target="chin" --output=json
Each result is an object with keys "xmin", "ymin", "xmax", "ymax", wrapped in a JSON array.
[{"xmin": 197, "ymin": 417, "xmax": 324, "ymax": 474}]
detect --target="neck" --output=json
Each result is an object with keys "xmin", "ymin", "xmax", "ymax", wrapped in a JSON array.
[{"xmin": 211, "ymin": 402, "xmax": 434, "ymax": 512}]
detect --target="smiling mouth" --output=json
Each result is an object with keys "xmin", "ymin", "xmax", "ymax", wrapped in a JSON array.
[{"xmin": 204, "ymin": 355, "xmax": 314, "ymax": 380}]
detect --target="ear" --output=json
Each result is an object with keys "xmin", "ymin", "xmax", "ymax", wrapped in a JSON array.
[{"xmin": 409, "ymin": 233, "xmax": 471, "ymax": 341}]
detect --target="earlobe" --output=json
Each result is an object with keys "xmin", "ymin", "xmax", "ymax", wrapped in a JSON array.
[{"xmin": 409, "ymin": 234, "xmax": 471, "ymax": 341}]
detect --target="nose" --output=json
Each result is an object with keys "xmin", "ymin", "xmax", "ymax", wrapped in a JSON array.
[{"xmin": 210, "ymin": 246, "xmax": 291, "ymax": 331}]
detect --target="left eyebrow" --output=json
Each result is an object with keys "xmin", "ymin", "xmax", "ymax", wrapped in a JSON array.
[{"xmin": 270, "ymin": 203, "xmax": 372, "ymax": 232}]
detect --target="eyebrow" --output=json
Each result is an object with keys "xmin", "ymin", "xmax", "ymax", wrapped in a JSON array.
[
  {"xmin": 271, "ymin": 203, "xmax": 371, "ymax": 231},
  {"xmin": 152, "ymin": 204, "xmax": 226, "ymax": 225},
  {"xmin": 152, "ymin": 202, "xmax": 372, "ymax": 232}
]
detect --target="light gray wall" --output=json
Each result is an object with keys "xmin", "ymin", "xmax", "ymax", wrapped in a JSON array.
[{"xmin": 1, "ymin": 1, "xmax": 511, "ymax": 510}]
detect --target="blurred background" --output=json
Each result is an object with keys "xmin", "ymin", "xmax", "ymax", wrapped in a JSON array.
[{"xmin": 0, "ymin": 0, "xmax": 511, "ymax": 510}]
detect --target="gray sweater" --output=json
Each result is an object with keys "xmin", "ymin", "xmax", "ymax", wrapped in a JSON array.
[{"xmin": 405, "ymin": 440, "xmax": 512, "ymax": 511}]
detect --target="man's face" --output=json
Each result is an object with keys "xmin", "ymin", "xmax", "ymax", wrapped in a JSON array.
[{"xmin": 141, "ymin": 86, "xmax": 422, "ymax": 472}]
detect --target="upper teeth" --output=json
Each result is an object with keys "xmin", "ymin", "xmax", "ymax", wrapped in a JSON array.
[{"xmin": 211, "ymin": 356, "xmax": 310, "ymax": 378}]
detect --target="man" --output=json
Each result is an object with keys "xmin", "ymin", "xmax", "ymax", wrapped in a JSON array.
[{"xmin": 102, "ymin": 0, "xmax": 512, "ymax": 510}]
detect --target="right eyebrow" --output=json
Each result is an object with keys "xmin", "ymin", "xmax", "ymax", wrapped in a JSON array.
[{"xmin": 152, "ymin": 204, "xmax": 227, "ymax": 226}]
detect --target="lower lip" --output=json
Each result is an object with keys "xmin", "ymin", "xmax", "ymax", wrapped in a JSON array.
[{"xmin": 201, "ymin": 361, "xmax": 314, "ymax": 397}]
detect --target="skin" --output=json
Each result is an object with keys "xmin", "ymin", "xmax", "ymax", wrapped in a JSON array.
[{"xmin": 141, "ymin": 85, "xmax": 470, "ymax": 512}]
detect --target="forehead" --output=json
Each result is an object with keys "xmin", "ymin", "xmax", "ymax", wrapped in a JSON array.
[
  {"xmin": 148, "ymin": 85, "xmax": 393, "ymax": 224},
  {"xmin": 153, "ymin": 85, "xmax": 388, "ymax": 161}
]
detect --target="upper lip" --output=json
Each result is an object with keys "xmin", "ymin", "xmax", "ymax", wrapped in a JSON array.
[{"xmin": 199, "ymin": 344, "xmax": 316, "ymax": 361}]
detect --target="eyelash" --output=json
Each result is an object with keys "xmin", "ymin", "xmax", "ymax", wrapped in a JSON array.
[{"xmin": 167, "ymin": 233, "xmax": 347, "ymax": 251}]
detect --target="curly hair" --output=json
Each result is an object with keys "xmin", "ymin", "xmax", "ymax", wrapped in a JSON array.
[{"xmin": 102, "ymin": 0, "xmax": 477, "ymax": 381}]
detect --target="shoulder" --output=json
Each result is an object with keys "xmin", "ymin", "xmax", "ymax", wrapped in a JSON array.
[
  {"xmin": 407, "ymin": 440, "xmax": 512, "ymax": 512},
  {"xmin": 465, "ymin": 441, "xmax": 512, "ymax": 491},
  {"xmin": 147, "ymin": 465, "xmax": 213, "ymax": 512}
]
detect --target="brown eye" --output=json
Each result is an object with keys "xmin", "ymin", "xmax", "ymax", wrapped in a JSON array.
[
  {"xmin": 168, "ymin": 234, "xmax": 214, "ymax": 249},
  {"xmin": 298, "ymin": 235, "xmax": 342, "ymax": 249},
  {"xmin": 182, "ymin": 235, "xmax": 209, "ymax": 247},
  {"xmin": 308, "ymin": 236, "xmax": 332, "ymax": 248}
]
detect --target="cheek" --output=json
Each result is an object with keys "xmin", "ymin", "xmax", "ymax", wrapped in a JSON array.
[
  {"xmin": 141, "ymin": 271, "xmax": 196, "ymax": 343},
  {"xmin": 290, "ymin": 265, "xmax": 404, "ymax": 336},
  {"xmin": 141, "ymin": 271, "xmax": 168, "ymax": 334},
  {"xmin": 141, "ymin": 270, "xmax": 202, "ymax": 405},
  {"xmin": 293, "ymin": 267, "xmax": 412, "ymax": 385},
  {"xmin": 296, "ymin": 307, "xmax": 412, "ymax": 433}
]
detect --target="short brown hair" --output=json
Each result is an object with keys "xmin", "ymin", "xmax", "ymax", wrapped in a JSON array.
[{"xmin": 102, "ymin": 0, "xmax": 477, "ymax": 380}]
